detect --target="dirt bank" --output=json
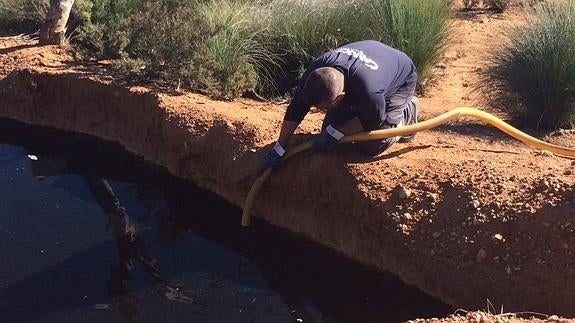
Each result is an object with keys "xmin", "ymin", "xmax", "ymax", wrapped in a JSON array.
[{"xmin": 1, "ymin": 5, "xmax": 575, "ymax": 317}]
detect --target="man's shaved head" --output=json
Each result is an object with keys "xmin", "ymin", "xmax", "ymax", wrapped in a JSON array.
[{"xmin": 302, "ymin": 67, "xmax": 345, "ymax": 108}]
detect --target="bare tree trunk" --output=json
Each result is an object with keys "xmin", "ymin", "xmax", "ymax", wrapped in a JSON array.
[{"xmin": 39, "ymin": 0, "xmax": 76, "ymax": 45}]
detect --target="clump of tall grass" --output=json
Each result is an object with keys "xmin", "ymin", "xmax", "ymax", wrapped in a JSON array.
[
  {"xmin": 481, "ymin": 0, "xmax": 575, "ymax": 129},
  {"xmin": 266, "ymin": 0, "xmax": 354, "ymax": 65},
  {"xmin": 180, "ymin": 0, "xmax": 278, "ymax": 98},
  {"xmin": 259, "ymin": 0, "xmax": 361, "ymax": 93},
  {"xmin": 357, "ymin": 0, "xmax": 452, "ymax": 84},
  {"xmin": 265, "ymin": 0, "xmax": 452, "ymax": 89}
]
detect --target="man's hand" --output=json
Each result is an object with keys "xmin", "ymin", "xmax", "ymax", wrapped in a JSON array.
[
  {"xmin": 258, "ymin": 141, "xmax": 286, "ymax": 175},
  {"xmin": 313, "ymin": 124, "xmax": 345, "ymax": 151}
]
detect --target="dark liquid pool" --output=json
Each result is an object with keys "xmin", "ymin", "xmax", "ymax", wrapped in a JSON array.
[{"xmin": 0, "ymin": 119, "xmax": 452, "ymax": 323}]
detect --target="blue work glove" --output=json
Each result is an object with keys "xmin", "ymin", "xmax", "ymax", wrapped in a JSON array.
[
  {"xmin": 258, "ymin": 141, "xmax": 286, "ymax": 175},
  {"xmin": 313, "ymin": 124, "xmax": 345, "ymax": 151}
]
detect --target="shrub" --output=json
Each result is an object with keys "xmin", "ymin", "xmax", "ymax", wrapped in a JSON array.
[
  {"xmin": 462, "ymin": 0, "xmax": 478, "ymax": 10},
  {"xmin": 72, "ymin": 0, "xmax": 278, "ymax": 98},
  {"xmin": 1, "ymin": 0, "xmax": 452, "ymax": 99},
  {"xmin": 0, "ymin": 0, "xmax": 93, "ymax": 35},
  {"xmin": 461, "ymin": 0, "xmax": 510, "ymax": 12},
  {"xmin": 0, "ymin": 0, "xmax": 48, "ymax": 33},
  {"xmin": 126, "ymin": 1, "xmax": 198, "ymax": 77},
  {"xmin": 482, "ymin": 0, "xmax": 575, "ymax": 129},
  {"xmin": 74, "ymin": 0, "xmax": 141, "ymax": 57},
  {"xmin": 484, "ymin": 0, "xmax": 510, "ymax": 12}
]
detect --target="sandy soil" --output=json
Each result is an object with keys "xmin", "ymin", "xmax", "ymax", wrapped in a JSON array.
[{"xmin": 1, "ymin": 2, "xmax": 575, "ymax": 321}]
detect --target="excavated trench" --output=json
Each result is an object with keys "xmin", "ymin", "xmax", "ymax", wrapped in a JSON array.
[
  {"xmin": 0, "ymin": 118, "xmax": 452, "ymax": 322},
  {"xmin": 1, "ymin": 68, "xmax": 575, "ymax": 316}
]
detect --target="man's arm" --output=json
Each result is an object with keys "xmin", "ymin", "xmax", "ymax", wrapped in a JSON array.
[
  {"xmin": 258, "ymin": 59, "xmax": 323, "ymax": 172},
  {"xmin": 278, "ymin": 120, "xmax": 300, "ymax": 147},
  {"xmin": 312, "ymin": 92, "xmax": 382, "ymax": 152},
  {"xmin": 280, "ymin": 78, "xmax": 313, "ymax": 145},
  {"xmin": 257, "ymin": 114, "xmax": 301, "ymax": 174}
]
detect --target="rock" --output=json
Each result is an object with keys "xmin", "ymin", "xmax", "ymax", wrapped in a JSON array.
[
  {"xmin": 94, "ymin": 304, "xmax": 110, "ymax": 310},
  {"xmin": 426, "ymin": 192, "xmax": 439, "ymax": 201},
  {"xmin": 432, "ymin": 231, "xmax": 441, "ymax": 239},
  {"xmin": 493, "ymin": 233, "xmax": 504, "ymax": 241},
  {"xmin": 472, "ymin": 200, "xmax": 480, "ymax": 209},
  {"xmin": 538, "ymin": 150, "xmax": 554, "ymax": 157},
  {"xmin": 476, "ymin": 248, "xmax": 487, "ymax": 263},
  {"xmin": 397, "ymin": 185, "xmax": 412, "ymax": 199}
]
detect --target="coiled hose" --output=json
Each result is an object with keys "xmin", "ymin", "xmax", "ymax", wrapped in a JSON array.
[{"xmin": 241, "ymin": 107, "xmax": 575, "ymax": 226}]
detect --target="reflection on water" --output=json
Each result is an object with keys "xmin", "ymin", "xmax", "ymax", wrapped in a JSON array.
[
  {"xmin": 0, "ymin": 119, "xmax": 452, "ymax": 323},
  {"xmin": 0, "ymin": 144, "xmax": 22, "ymax": 167}
]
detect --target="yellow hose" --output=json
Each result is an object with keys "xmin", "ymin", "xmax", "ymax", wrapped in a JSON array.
[{"xmin": 241, "ymin": 107, "xmax": 575, "ymax": 226}]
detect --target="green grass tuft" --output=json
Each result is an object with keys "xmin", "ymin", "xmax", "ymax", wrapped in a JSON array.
[
  {"xmin": 482, "ymin": 0, "xmax": 575, "ymax": 129},
  {"xmin": 266, "ymin": 0, "xmax": 452, "ymax": 89},
  {"xmin": 359, "ymin": 0, "xmax": 452, "ymax": 83}
]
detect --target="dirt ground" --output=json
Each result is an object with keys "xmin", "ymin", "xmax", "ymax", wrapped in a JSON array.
[{"xmin": 1, "ymin": 2, "xmax": 575, "ymax": 322}]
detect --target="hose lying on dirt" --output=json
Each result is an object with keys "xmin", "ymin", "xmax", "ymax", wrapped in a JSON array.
[{"xmin": 241, "ymin": 107, "xmax": 575, "ymax": 226}]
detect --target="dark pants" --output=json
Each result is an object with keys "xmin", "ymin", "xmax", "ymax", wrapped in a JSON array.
[{"xmin": 322, "ymin": 89, "xmax": 417, "ymax": 156}]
